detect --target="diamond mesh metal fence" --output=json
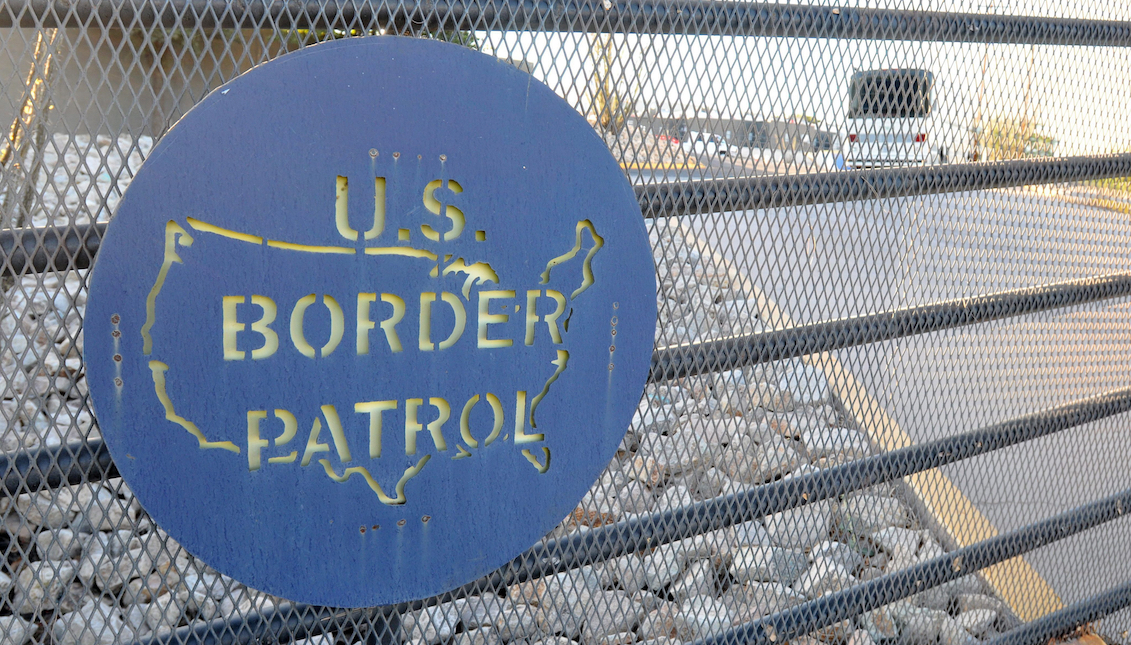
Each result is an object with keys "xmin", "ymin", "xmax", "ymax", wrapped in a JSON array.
[{"xmin": 3, "ymin": 1, "xmax": 1131, "ymax": 644}]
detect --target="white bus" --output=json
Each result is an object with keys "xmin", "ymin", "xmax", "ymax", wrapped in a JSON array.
[{"xmin": 843, "ymin": 69, "xmax": 943, "ymax": 169}]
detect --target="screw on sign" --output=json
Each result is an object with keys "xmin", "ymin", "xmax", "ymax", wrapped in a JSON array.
[{"xmin": 85, "ymin": 37, "xmax": 656, "ymax": 608}]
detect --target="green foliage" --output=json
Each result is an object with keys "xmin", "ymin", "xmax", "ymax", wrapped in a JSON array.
[
  {"xmin": 978, "ymin": 116, "xmax": 1057, "ymax": 160},
  {"xmin": 128, "ymin": 27, "xmax": 216, "ymax": 58}
]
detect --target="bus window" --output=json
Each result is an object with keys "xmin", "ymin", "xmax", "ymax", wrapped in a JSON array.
[{"xmin": 848, "ymin": 69, "xmax": 933, "ymax": 119}]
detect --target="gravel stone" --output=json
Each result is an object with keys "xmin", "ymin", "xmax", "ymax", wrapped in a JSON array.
[
  {"xmin": 406, "ymin": 602, "xmax": 462, "ymax": 644},
  {"xmin": 669, "ymin": 559, "xmax": 717, "ymax": 602},
  {"xmin": 637, "ymin": 605, "xmax": 695, "ymax": 641},
  {"xmin": 617, "ymin": 481, "xmax": 655, "ymax": 515},
  {"xmin": 809, "ymin": 541, "xmax": 864, "ymax": 573},
  {"xmin": 36, "ymin": 528, "xmax": 83, "ymax": 560},
  {"xmin": 802, "ymin": 428, "xmax": 870, "ymax": 461},
  {"xmin": 763, "ymin": 501, "xmax": 833, "ymax": 550},
  {"xmin": 811, "ymin": 619, "xmax": 854, "ymax": 644},
  {"xmin": 731, "ymin": 521, "xmax": 772, "ymax": 547},
  {"xmin": 15, "ymin": 490, "xmax": 75, "ymax": 529},
  {"xmin": 588, "ymin": 631, "xmax": 636, "ymax": 645},
  {"xmin": 496, "ymin": 604, "xmax": 541, "ymax": 641},
  {"xmin": 792, "ymin": 557, "xmax": 856, "ymax": 599},
  {"xmin": 720, "ymin": 582, "xmax": 804, "ymax": 624},
  {"xmin": 12, "ymin": 559, "xmax": 77, "ymax": 614},
  {"xmin": 870, "ymin": 527, "xmax": 920, "ymax": 557},
  {"xmin": 457, "ymin": 593, "xmax": 506, "ymax": 629},
  {"xmin": 940, "ymin": 617, "xmax": 977, "ymax": 645},
  {"xmin": 679, "ymin": 596, "xmax": 730, "ymax": 639},
  {"xmin": 643, "ymin": 548, "xmax": 684, "ymax": 590},
  {"xmin": 777, "ymin": 361, "xmax": 830, "ymax": 406},
  {"xmin": 729, "ymin": 546, "xmax": 808, "ymax": 585},
  {"xmin": 0, "ymin": 615, "xmax": 35, "ymax": 645},
  {"xmin": 52, "ymin": 599, "xmax": 129, "ymax": 645},
  {"xmin": 859, "ymin": 605, "xmax": 899, "ymax": 641},
  {"xmin": 537, "ymin": 604, "xmax": 584, "ymax": 639},
  {"xmin": 957, "ymin": 593, "xmax": 1006, "ymax": 614},
  {"xmin": 956, "ymin": 609, "xmax": 997, "ymax": 637},
  {"xmin": 612, "ymin": 555, "xmax": 648, "ymax": 594},
  {"xmin": 530, "ymin": 637, "xmax": 576, "ymax": 645},
  {"xmin": 835, "ymin": 496, "xmax": 909, "ymax": 534},
  {"xmin": 894, "ymin": 606, "xmax": 947, "ymax": 642},
  {"xmin": 454, "ymin": 626, "xmax": 503, "ymax": 645},
  {"xmin": 582, "ymin": 590, "xmax": 645, "ymax": 638}
]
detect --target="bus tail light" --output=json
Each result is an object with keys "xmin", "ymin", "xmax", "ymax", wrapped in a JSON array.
[
  {"xmin": 914, "ymin": 133, "xmax": 928, "ymax": 143},
  {"xmin": 848, "ymin": 134, "xmax": 858, "ymax": 142}
]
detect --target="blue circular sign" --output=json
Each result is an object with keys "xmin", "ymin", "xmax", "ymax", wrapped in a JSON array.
[{"xmin": 85, "ymin": 37, "xmax": 655, "ymax": 607}]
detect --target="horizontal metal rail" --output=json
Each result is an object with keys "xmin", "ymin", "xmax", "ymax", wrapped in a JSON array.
[
  {"xmin": 3, "ymin": 0, "xmax": 1131, "ymax": 45},
  {"xmin": 12, "ymin": 269, "xmax": 1129, "ymax": 494},
  {"xmin": 0, "ymin": 438, "xmax": 116, "ymax": 495},
  {"xmin": 5, "ymin": 155, "xmax": 1131, "ymax": 277},
  {"xmin": 983, "ymin": 581, "xmax": 1131, "ymax": 645},
  {"xmin": 697, "ymin": 484, "xmax": 1131, "ymax": 645},
  {"xmin": 637, "ymin": 153, "xmax": 1131, "ymax": 218},
  {"xmin": 651, "ymin": 272, "xmax": 1131, "ymax": 381},
  {"xmin": 0, "ymin": 222, "xmax": 102, "ymax": 277},
  {"xmin": 140, "ymin": 603, "xmax": 392, "ymax": 645},
  {"xmin": 108, "ymin": 384, "xmax": 1131, "ymax": 645}
]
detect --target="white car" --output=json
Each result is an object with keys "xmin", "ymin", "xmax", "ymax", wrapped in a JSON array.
[{"xmin": 681, "ymin": 132, "xmax": 727, "ymax": 157}]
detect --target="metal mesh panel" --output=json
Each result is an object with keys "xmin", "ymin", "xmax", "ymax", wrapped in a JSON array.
[{"xmin": 4, "ymin": 1, "xmax": 1131, "ymax": 644}]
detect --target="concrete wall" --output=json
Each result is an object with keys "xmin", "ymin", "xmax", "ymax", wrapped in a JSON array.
[{"xmin": 0, "ymin": 28, "xmax": 291, "ymax": 139}]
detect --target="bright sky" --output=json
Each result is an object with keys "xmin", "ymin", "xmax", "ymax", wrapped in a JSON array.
[{"xmin": 478, "ymin": 0, "xmax": 1131, "ymax": 158}]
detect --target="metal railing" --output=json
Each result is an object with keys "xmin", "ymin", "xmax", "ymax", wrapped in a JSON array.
[{"xmin": 4, "ymin": 1, "xmax": 1131, "ymax": 644}]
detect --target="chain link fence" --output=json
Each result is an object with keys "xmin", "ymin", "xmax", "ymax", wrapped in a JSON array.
[{"xmin": 3, "ymin": 1, "xmax": 1131, "ymax": 644}]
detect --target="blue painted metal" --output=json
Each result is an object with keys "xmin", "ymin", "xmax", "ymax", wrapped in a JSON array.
[{"xmin": 84, "ymin": 36, "xmax": 655, "ymax": 608}]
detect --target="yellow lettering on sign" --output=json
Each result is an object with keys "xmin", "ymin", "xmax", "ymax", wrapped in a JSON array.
[
  {"xmin": 419, "ymin": 293, "xmax": 437, "ymax": 351},
  {"xmin": 523, "ymin": 447, "xmax": 551, "ymax": 474},
  {"xmin": 523, "ymin": 290, "xmax": 566, "ymax": 345},
  {"xmin": 477, "ymin": 290, "xmax": 515, "ymax": 349},
  {"xmin": 530, "ymin": 349, "xmax": 570, "ymax": 429},
  {"xmin": 247, "ymin": 410, "xmax": 269, "ymax": 471},
  {"xmin": 267, "ymin": 409, "xmax": 299, "ymax": 464},
  {"xmin": 291, "ymin": 294, "xmax": 345, "ymax": 358},
  {"xmin": 336, "ymin": 175, "xmax": 387, "ymax": 241},
  {"xmin": 405, "ymin": 397, "xmax": 450, "ymax": 455},
  {"xmin": 291, "ymin": 294, "xmax": 318, "ymax": 358},
  {"xmin": 420, "ymin": 292, "xmax": 467, "ymax": 351},
  {"xmin": 248, "ymin": 409, "xmax": 307, "ymax": 468},
  {"xmin": 459, "ymin": 393, "xmax": 504, "ymax": 449},
  {"xmin": 421, "ymin": 179, "xmax": 465, "ymax": 242},
  {"xmin": 379, "ymin": 294, "xmax": 406, "ymax": 353},
  {"xmin": 299, "ymin": 406, "xmax": 351, "ymax": 466},
  {"xmin": 540, "ymin": 219, "xmax": 605, "ymax": 299},
  {"xmin": 249, "ymin": 296, "xmax": 279, "ymax": 359},
  {"xmin": 148, "ymin": 361, "xmax": 239, "ymax": 454},
  {"xmin": 301, "ymin": 417, "xmax": 330, "ymax": 467},
  {"xmin": 335, "ymin": 176, "xmax": 355, "ymax": 241},
  {"xmin": 321, "ymin": 404, "xmax": 351, "ymax": 463},
  {"xmin": 513, "ymin": 390, "xmax": 543, "ymax": 444},
  {"xmin": 543, "ymin": 290, "xmax": 567, "ymax": 343},
  {"xmin": 356, "ymin": 293, "xmax": 378, "ymax": 354},
  {"xmin": 524, "ymin": 291, "xmax": 540, "ymax": 346},
  {"xmin": 355, "ymin": 400, "xmax": 396, "ymax": 459},
  {"xmin": 223, "ymin": 296, "xmax": 246, "ymax": 361},
  {"xmin": 223, "ymin": 295, "xmax": 279, "ymax": 361},
  {"xmin": 438, "ymin": 293, "xmax": 467, "ymax": 350},
  {"xmin": 370, "ymin": 177, "xmax": 386, "ymax": 240}
]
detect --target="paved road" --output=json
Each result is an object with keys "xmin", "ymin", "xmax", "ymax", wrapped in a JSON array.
[{"xmin": 682, "ymin": 187, "xmax": 1131, "ymax": 630}]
